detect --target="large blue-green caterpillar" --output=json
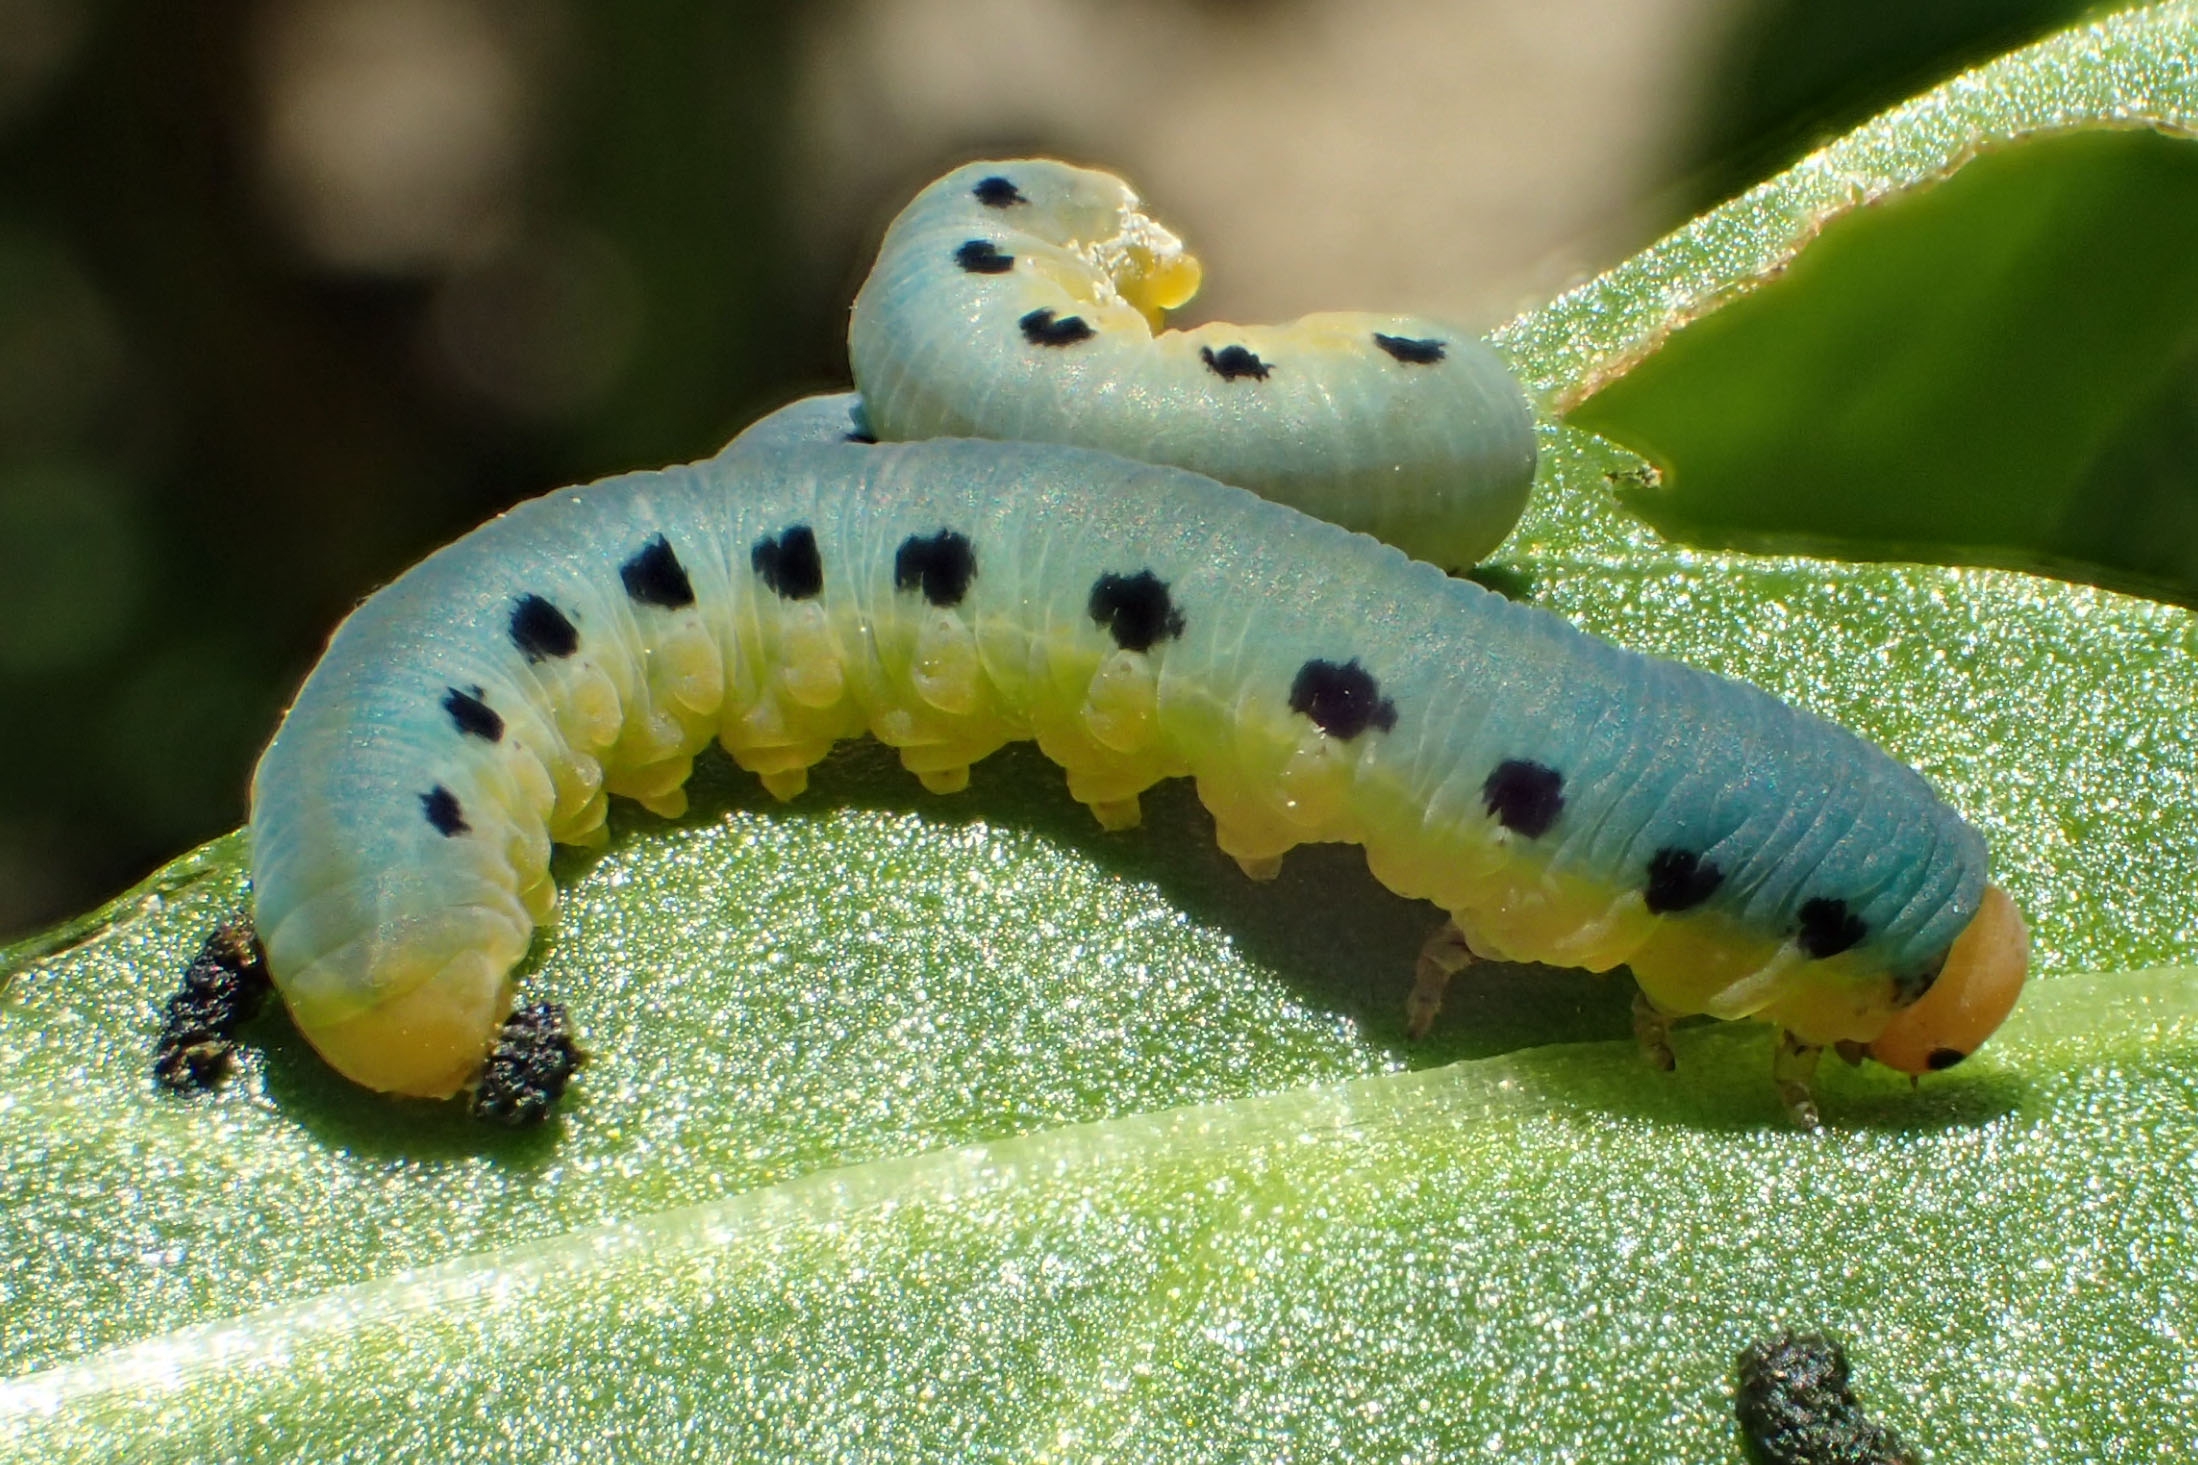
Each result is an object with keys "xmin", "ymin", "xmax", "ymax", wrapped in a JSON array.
[{"xmin": 215, "ymin": 160, "xmax": 2027, "ymax": 1127}]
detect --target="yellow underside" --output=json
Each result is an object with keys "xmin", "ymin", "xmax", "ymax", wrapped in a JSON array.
[{"xmin": 284, "ymin": 569, "xmax": 1913, "ymax": 1096}]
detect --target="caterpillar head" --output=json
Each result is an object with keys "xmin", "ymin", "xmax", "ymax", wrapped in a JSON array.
[{"xmin": 1867, "ymin": 884, "xmax": 2029, "ymax": 1075}]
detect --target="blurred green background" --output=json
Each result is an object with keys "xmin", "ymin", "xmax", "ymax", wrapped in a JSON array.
[{"xmin": 0, "ymin": 0, "xmax": 2100, "ymax": 939}]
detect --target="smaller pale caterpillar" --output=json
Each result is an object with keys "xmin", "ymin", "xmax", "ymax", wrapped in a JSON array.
[{"xmin": 850, "ymin": 160, "xmax": 1538, "ymax": 570}]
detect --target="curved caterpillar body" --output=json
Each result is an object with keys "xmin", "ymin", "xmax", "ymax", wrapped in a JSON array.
[
  {"xmin": 850, "ymin": 160, "xmax": 1538, "ymax": 570},
  {"xmin": 248, "ymin": 417, "xmax": 2026, "ymax": 1108}
]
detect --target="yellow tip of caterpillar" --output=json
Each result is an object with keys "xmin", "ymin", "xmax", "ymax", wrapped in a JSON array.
[
  {"xmin": 297, "ymin": 948, "xmax": 512, "ymax": 1098},
  {"xmin": 1867, "ymin": 884, "xmax": 2029, "ymax": 1076}
]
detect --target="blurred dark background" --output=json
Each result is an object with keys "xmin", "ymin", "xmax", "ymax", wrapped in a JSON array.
[{"xmin": 0, "ymin": 0, "xmax": 2101, "ymax": 940}]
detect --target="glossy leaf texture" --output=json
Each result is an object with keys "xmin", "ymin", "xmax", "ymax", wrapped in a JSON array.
[{"xmin": 5, "ymin": 5, "xmax": 2198, "ymax": 1460}]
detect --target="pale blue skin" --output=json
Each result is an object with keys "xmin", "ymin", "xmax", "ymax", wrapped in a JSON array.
[
  {"xmin": 850, "ymin": 160, "xmax": 1538, "ymax": 571},
  {"xmin": 250, "ymin": 419, "xmax": 1984, "ymax": 1093}
]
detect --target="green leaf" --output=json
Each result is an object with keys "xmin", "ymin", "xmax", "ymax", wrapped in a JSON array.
[
  {"xmin": 6, "ymin": 5, "xmax": 2198, "ymax": 1460},
  {"xmin": 1545, "ymin": 17, "xmax": 2198, "ymax": 604}
]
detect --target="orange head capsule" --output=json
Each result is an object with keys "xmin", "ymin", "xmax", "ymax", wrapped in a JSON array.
[{"xmin": 1867, "ymin": 884, "xmax": 2029, "ymax": 1075}]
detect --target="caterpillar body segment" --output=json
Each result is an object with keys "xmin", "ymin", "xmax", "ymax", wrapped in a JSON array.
[
  {"xmin": 245, "ymin": 436, "xmax": 2023, "ymax": 1109},
  {"xmin": 849, "ymin": 160, "xmax": 1538, "ymax": 571}
]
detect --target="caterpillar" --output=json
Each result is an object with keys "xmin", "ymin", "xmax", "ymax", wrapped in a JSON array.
[
  {"xmin": 236, "ymin": 412, "xmax": 2026, "ymax": 1126},
  {"xmin": 849, "ymin": 160, "xmax": 1538, "ymax": 571}
]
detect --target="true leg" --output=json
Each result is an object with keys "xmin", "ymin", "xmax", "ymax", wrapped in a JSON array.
[
  {"xmin": 1772, "ymin": 1030, "xmax": 1825, "ymax": 1130},
  {"xmin": 1407, "ymin": 920, "xmax": 1476, "ymax": 1039},
  {"xmin": 1631, "ymin": 987, "xmax": 1678, "ymax": 1073}
]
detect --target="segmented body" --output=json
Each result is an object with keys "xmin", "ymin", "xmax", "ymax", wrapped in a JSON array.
[
  {"xmin": 250, "ymin": 428, "xmax": 1985, "ymax": 1099},
  {"xmin": 850, "ymin": 160, "xmax": 1537, "ymax": 569}
]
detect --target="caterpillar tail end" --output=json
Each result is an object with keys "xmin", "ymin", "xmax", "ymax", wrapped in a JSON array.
[
  {"xmin": 296, "ymin": 948, "xmax": 515, "ymax": 1100},
  {"xmin": 1866, "ymin": 883, "xmax": 2029, "ymax": 1077}
]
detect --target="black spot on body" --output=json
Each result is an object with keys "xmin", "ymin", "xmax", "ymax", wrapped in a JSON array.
[
  {"xmin": 1088, "ymin": 570, "xmax": 1185, "ymax": 651},
  {"xmin": 1200, "ymin": 344, "xmax": 1270, "ymax": 381},
  {"xmin": 1797, "ymin": 897, "xmax": 1868, "ymax": 959},
  {"xmin": 1373, "ymin": 332, "xmax": 1448, "ymax": 364},
  {"xmin": 1644, "ymin": 846, "xmax": 1722, "ymax": 914},
  {"xmin": 509, "ymin": 594, "xmax": 579, "ymax": 661},
  {"xmin": 470, "ymin": 1001, "xmax": 585, "ymax": 1127},
  {"xmin": 972, "ymin": 175, "xmax": 1026, "ymax": 207},
  {"xmin": 752, "ymin": 525, "xmax": 824, "ymax": 600},
  {"xmin": 1020, "ymin": 308, "xmax": 1095, "ymax": 347},
  {"xmin": 895, "ymin": 529, "xmax": 977, "ymax": 607},
  {"xmin": 620, "ymin": 535, "xmax": 695, "ymax": 609},
  {"xmin": 1481, "ymin": 759, "xmax": 1565, "ymax": 838},
  {"xmin": 1926, "ymin": 1047, "xmax": 1967, "ymax": 1071},
  {"xmin": 421, "ymin": 784, "xmax": 470, "ymax": 837},
  {"xmin": 1288, "ymin": 658, "xmax": 1398, "ymax": 741},
  {"xmin": 955, "ymin": 239, "xmax": 1015, "ymax": 274},
  {"xmin": 442, "ymin": 685, "xmax": 503, "ymax": 742}
]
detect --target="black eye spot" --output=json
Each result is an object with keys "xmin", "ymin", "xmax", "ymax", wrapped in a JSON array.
[
  {"xmin": 1644, "ymin": 846, "xmax": 1722, "ymax": 914},
  {"xmin": 1925, "ymin": 1047, "xmax": 1967, "ymax": 1070},
  {"xmin": 509, "ymin": 594, "xmax": 579, "ymax": 661},
  {"xmin": 619, "ymin": 535, "xmax": 694, "ymax": 609},
  {"xmin": 420, "ymin": 784, "xmax": 469, "ymax": 837},
  {"xmin": 1373, "ymin": 333, "xmax": 1448, "ymax": 365},
  {"xmin": 954, "ymin": 239, "xmax": 1015, "ymax": 274},
  {"xmin": 1088, "ymin": 570, "xmax": 1185, "ymax": 651},
  {"xmin": 1287, "ymin": 658, "xmax": 1398, "ymax": 741},
  {"xmin": 1020, "ymin": 308, "xmax": 1095, "ymax": 347},
  {"xmin": 972, "ymin": 175, "xmax": 1026, "ymax": 207},
  {"xmin": 1199, "ymin": 344, "xmax": 1270, "ymax": 381},
  {"xmin": 895, "ymin": 529, "xmax": 977, "ymax": 607},
  {"xmin": 442, "ymin": 685, "xmax": 503, "ymax": 742},
  {"xmin": 752, "ymin": 524, "xmax": 823, "ymax": 600},
  {"xmin": 1797, "ymin": 897, "xmax": 1868, "ymax": 959},
  {"xmin": 1482, "ymin": 759, "xmax": 1565, "ymax": 838}
]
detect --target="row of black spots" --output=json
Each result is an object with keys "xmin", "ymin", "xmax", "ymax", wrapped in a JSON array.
[
  {"xmin": 973, "ymin": 175, "xmax": 1026, "ymax": 207},
  {"xmin": 1088, "ymin": 570, "xmax": 1185, "ymax": 652},
  {"xmin": 1796, "ymin": 896, "xmax": 1868, "ymax": 959},
  {"xmin": 1481, "ymin": 758, "xmax": 1564, "ymax": 838},
  {"xmin": 443, "ymin": 685, "xmax": 504, "ymax": 742},
  {"xmin": 1639, "ymin": 846, "xmax": 1874, "ymax": 962},
  {"xmin": 753, "ymin": 524, "xmax": 824, "ymax": 600},
  {"xmin": 895, "ymin": 529, "xmax": 977, "ymax": 607},
  {"xmin": 1372, "ymin": 332, "xmax": 1446, "ymax": 365},
  {"xmin": 509, "ymin": 594, "xmax": 579, "ymax": 661},
  {"xmin": 1288, "ymin": 658, "xmax": 1398, "ymax": 741},
  {"xmin": 1200, "ymin": 344, "xmax": 1270, "ymax": 382},
  {"xmin": 1021, "ymin": 308, "xmax": 1095, "ymax": 348},
  {"xmin": 1644, "ymin": 846, "xmax": 1722, "ymax": 914},
  {"xmin": 421, "ymin": 784, "xmax": 470, "ymax": 837},
  {"xmin": 620, "ymin": 535, "xmax": 695, "ymax": 609},
  {"xmin": 955, "ymin": 239, "xmax": 1015, "ymax": 274}
]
